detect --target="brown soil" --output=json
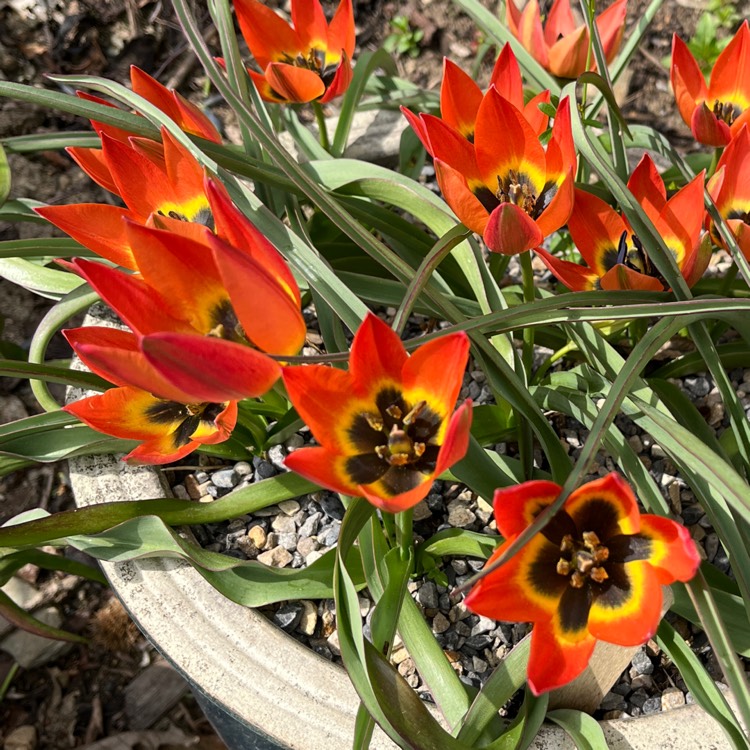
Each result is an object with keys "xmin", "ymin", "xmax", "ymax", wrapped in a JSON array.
[{"xmin": 0, "ymin": 0, "xmax": 737, "ymax": 746}]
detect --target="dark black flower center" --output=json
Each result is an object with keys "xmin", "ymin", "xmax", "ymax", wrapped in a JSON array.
[
  {"xmin": 611, "ymin": 230, "xmax": 667, "ymax": 286},
  {"xmin": 344, "ymin": 387, "xmax": 442, "ymax": 496},
  {"xmin": 145, "ymin": 400, "xmax": 225, "ymax": 448},
  {"xmin": 208, "ymin": 299, "xmax": 247, "ymax": 344},
  {"xmin": 713, "ymin": 98, "xmax": 742, "ymax": 126},
  {"xmin": 556, "ymin": 530, "xmax": 610, "ymax": 588}
]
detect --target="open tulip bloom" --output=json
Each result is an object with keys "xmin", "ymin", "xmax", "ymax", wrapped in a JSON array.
[
  {"xmin": 464, "ymin": 474, "xmax": 700, "ymax": 695},
  {"xmin": 36, "ymin": 127, "xmax": 211, "ymax": 269},
  {"xmin": 282, "ymin": 314, "xmax": 472, "ymax": 513},
  {"xmin": 234, "ymin": 0, "xmax": 355, "ymax": 103},
  {"xmin": 506, "ymin": 0, "xmax": 628, "ymax": 79},
  {"xmin": 404, "ymin": 62, "xmax": 576, "ymax": 256},
  {"xmin": 537, "ymin": 155, "xmax": 708, "ymax": 291},
  {"xmin": 671, "ymin": 20, "xmax": 750, "ymax": 147}
]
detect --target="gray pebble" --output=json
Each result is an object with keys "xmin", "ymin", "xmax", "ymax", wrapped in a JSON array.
[
  {"xmin": 319, "ymin": 494, "xmax": 346, "ymax": 520},
  {"xmin": 211, "ymin": 468, "xmax": 238, "ymax": 488},
  {"xmin": 631, "ymin": 649, "xmax": 654, "ymax": 675},
  {"xmin": 234, "ymin": 461, "xmax": 253, "ymax": 476},
  {"xmin": 267, "ymin": 444, "xmax": 288, "ymax": 470},
  {"xmin": 299, "ymin": 512, "xmax": 322, "ymax": 538},
  {"xmin": 254, "ymin": 459, "xmax": 277, "ymax": 480},
  {"xmin": 417, "ymin": 582, "xmax": 439, "ymax": 609},
  {"xmin": 273, "ymin": 603, "xmax": 303, "ymax": 631},
  {"xmin": 642, "ymin": 696, "xmax": 661, "ymax": 714}
]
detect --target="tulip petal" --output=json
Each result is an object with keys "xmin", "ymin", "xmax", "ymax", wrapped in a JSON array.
[
  {"xmin": 284, "ymin": 446, "xmax": 356, "ymax": 496},
  {"xmin": 544, "ymin": 0, "xmax": 577, "ymax": 46},
  {"xmin": 600, "ymin": 264, "xmax": 666, "ymax": 291},
  {"xmin": 475, "ymin": 89, "xmax": 546, "ymax": 196},
  {"xmin": 659, "ymin": 170, "xmax": 706, "ymax": 269},
  {"xmin": 434, "ymin": 400, "xmax": 472, "ymax": 477},
  {"xmin": 234, "ymin": 0, "xmax": 301, "ymax": 69},
  {"xmin": 671, "ymin": 34, "xmax": 708, "ymax": 130},
  {"xmin": 320, "ymin": 54, "xmax": 353, "ymax": 102},
  {"xmin": 597, "ymin": 0, "xmax": 628, "ymax": 63},
  {"xmin": 707, "ymin": 20, "xmax": 750, "ymax": 111},
  {"xmin": 565, "ymin": 473, "xmax": 641, "ymax": 537},
  {"xmin": 142, "ymin": 332, "xmax": 281, "ymax": 402},
  {"xmin": 265, "ymin": 62, "xmax": 326, "ymax": 103},
  {"xmin": 492, "ymin": 480, "xmax": 562, "ymax": 539},
  {"xmin": 535, "ymin": 247, "xmax": 599, "ymax": 291},
  {"xmin": 534, "ymin": 169, "xmax": 575, "ymax": 239},
  {"xmin": 548, "ymin": 26, "xmax": 589, "ymax": 79},
  {"xmin": 627, "ymin": 154, "xmax": 667, "ymax": 222},
  {"xmin": 440, "ymin": 59, "xmax": 483, "ymax": 139},
  {"xmin": 434, "ymin": 160, "xmax": 490, "ymax": 236},
  {"xmin": 635, "ymin": 515, "xmax": 701, "ymax": 584},
  {"xmin": 527, "ymin": 618, "xmax": 596, "ymax": 695},
  {"xmin": 209, "ymin": 233, "xmax": 307, "ymax": 356},
  {"xmin": 282, "ymin": 364, "xmax": 356, "ymax": 452},
  {"xmin": 483, "ymin": 202, "xmax": 544, "ymax": 256},
  {"xmin": 567, "ymin": 188, "xmax": 628, "ymax": 274},
  {"xmin": 327, "ymin": 0, "xmax": 355, "ymax": 59},
  {"xmin": 206, "ymin": 180, "xmax": 301, "ymax": 306},
  {"xmin": 292, "ymin": 0, "xmax": 328, "ymax": 58},
  {"xmin": 67, "ymin": 146, "xmax": 118, "ymax": 195},
  {"xmin": 691, "ymin": 102, "xmax": 732, "ymax": 146},
  {"xmin": 588, "ymin": 560, "xmax": 662, "ymax": 646},
  {"xmin": 402, "ymin": 332, "xmax": 470, "ymax": 417},
  {"xmin": 34, "ymin": 203, "xmax": 136, "ymax": 269},
  {"xmin": 488, "ymin": 44, "xmax": 525, "ymax": 112},
  {"xmin": 349, "ymin": 314, "xmax": 407, "ymax": 394}
]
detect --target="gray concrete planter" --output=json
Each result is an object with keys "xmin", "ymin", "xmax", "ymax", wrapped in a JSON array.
[{"xmin": 68, "ymin": 451, "xmax": 736, "ymax": 749}]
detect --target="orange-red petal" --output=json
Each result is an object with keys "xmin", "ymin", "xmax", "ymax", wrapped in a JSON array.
[
  {"xmin": 349, "ymin": 314, "xmax": 408, "ymax": 396},
  {"xmin": 483, "ymin": 202, "xmax": 544, "ymax": 256},
  {"xmin": 264, "ymin": 62, "xmax": 326, "ymax": 103},
  {"xmin": 636, "ymin": 514, "xmax": 701, "ymax": 584}
]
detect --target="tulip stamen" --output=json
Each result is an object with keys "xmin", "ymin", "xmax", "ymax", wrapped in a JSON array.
[
  {"xmin": 713, "ymin": 99, "xmax": 741, "ymax": 126},
  {"xmin": 557, "ymin": 532, "xmax": 610, "ymax": 588}
]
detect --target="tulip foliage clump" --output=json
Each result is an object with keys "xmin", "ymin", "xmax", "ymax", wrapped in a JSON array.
[{"xmin": 1, "ymin": 1, "xmax": 750, "ymax": 748}]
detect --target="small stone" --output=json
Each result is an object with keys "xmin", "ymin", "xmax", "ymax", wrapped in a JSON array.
[
  {"xmin": 319, "ymin": 494, "xmax": 346, "ymax": 520},
  {"xmin": 296, "ymin": 536, "xmax": 319, "ymax": 558},
  {"xmin": 327, "ymin": 630, "xmax": 341, "ymax": 656},
  {"xmin": 267, "ymin": 444, "xmax": 288, "ymax": 470},
  {"xmin": 277, "ymin": 532, "xmax": 298, "ymax": 551},
  {"xmin": 273, "ymin": 603, "xmax": 303, "ymax": 631},
  {"xmin": 247, "ymin": 525, "xmax": 267, "ymax": 549},
  {"xmin": 472, "ymin": 656, "xmax": 488, "ymax": 674},
  {"xmin": 600, "ymin": 691, "xmax": 627, "ymax": 711},
  {"xmin": 464, "ymin": 634, "xmax": 493, "ymax": 651},
  {"xmin": 319, "ymin": 520, "xmax": 341, "ymax": 546},
  {"xmin": 254, "ymin": 504, "xmax": 281, "ymax": 517},
  {"xmin": 254, "ymin": 459, "xmax": 277, "ymax": 480},
  {"xmin": 417, "ymin": 582, "xmax": 439, "ymax": 609},
  {"xmin": 286, "ymin": 433, "xmax": 305, "ymax": 450},
  {"xmin": 630, "ymin": 649, "xmax": 654, "ymax": 675},
  {"xmin": 211, "ymin": 469, "xmax": 237, "ymax": 488},
  {"xmin": 629, "ymin": 675, "xmax": 654, "ymax": 691},
  {"xmin": 629, "ymin": 688, "xmax": 649, "ymax": 708},
  {"xmin": 298, "ymin": 601, "xmax": 318, "ymax": 636},
  {"xmin": 397, "ymin": 657, "xmax": 416, "ymax": 677},
  {"xmin": 451, "ymin": 560, "xmax": 468, "ymax": 575},
  {"xmin": 432, "ymin": 613, "xmax": 450, "ymax": 634},
  {"xmin": 305, "ymin": 550, "xmax": 325, "ymax": 566},
  {"xmin": 704, "ymin": 532, "xmax": 719, "ymax": 562},
  {"xmin": 278, "ymin": 500, "xmax": 301, "ymax": 516},
  {"xmin": 447, "ymin": 502, "xmax": 476, "ymax": 528},
  {"xmin": 257, "ymin": 547, "xmax": 293, "ymax": 568},
  {"xmin": 681, "ymin": 505, "xmax": 704, "ymax": 525},
  {"xmin": 299, "ymin": 512, "xmax": 322, "ymax": 537},
  {"xmin": 470, "ymin": 616, "xmax": 496, "ymax": 636},
  {"xmin": 661, "ymin": 687, "xmax": 686, "ymax": 711},
  {"xmin": 412, "ymin": 500, "xmax": 432, "ymax": 521},
  {"xmin": 272, "ymin": 515, "xmax": 296, "ymax": 534},
  {"xmin": 642, "ymin": 696, "xmax": 661, "ymax": 714},
  {"xmin": 171, "ymin": 485, "xmax": 189, "ymax": 500},
  {"xmin": 602, "ymin": 710, "xmax": 629, "ymax": 720},
  {"xmin": 320, "ymin": 607, "xmax": 336, "ymax": 638},
  {"xmin": 234, "ymin": 461, "xmax": 253, "ymax": 476},
  {"xmin": 627, "ymin": 434, "xmax": 643, "ymax": 453},
  {"xmin": 184, "ymin": 475, "xmax": 205, "ymax": 500},
  {"xmin": 391, "ymin": 646, "xmax": 411, "ymax": 665}
]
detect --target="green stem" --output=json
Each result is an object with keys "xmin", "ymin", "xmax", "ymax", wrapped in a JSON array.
[
  {"xmin": 395, "ymin": 509, "xmax": 413, "ymax": 562},
  {"xmin": 719, "ymin": 263, "xmax": 739, "ymax": 297},
  {"xmin": 0, "ymin": 662, "xmax": 19, "ymax": 703},
  {"xmin": 312, "ymin": 100, "xmax": 330, "ymax": 152},
  {"xmin": 531, "ymin": 340, "xmax": 578, "ymax": 385},
  {"xmin": 707, "ymin": 146, "xmax": 723, "ymax": 180},
  {"xmin": 519, "ymin": 251, "xmax": 536, "ymax": 377}
]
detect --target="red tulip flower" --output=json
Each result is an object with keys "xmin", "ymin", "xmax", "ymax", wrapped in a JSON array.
[
  {"xmin": 282, "ymin": 314, "xmax": 472, "ymax": 513},
  {"xmin": 537, "ymin": 154, "xmax": 709, "ymax": 291},
  {"xmin": 464, "ymin": 473, "xmax": 700, "ymax": 695},
  {"xmin": 36, "ymin": 128, "xmax": 211, "ymax": 270},
  {"xmin": 671, "ymin": 21, "xmax": 750, "ymax": 147},
  {"xmin": 403, "ymin": 52, "xmax": 576, "ymax": 256},
  {"xmin": 707, "ymin": 124, "xmax": 750, "ymax": 258},
  {"xmin": 65, "ymin": 325, "xmax": 237, "ymax": 464},
  {"xmin": 506, "ymin": 0, "xmax": 628, "ymax": 79},
  {"xmin": 234, "ymin": 0, "xmax": 355, "ymax": 103}
]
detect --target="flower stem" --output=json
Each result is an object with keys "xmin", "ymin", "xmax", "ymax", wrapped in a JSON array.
[
  {"xmin": 395, "ymin": 508, "xmax": 413, "ymax": 562},
  {"xmin": 312, "ymin": 100, "xmax": 330, "ymax": 152},
  {"xmin": 532, "ymin": 340, "xmax": 578, "ymax": 385},
  {"xmin": 719, "ymin": 263, "xmax": 739, "ymax": 297},
  {"xmin": 519, "ymin": 250, "xmax": 536, "ymax": 377}
]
